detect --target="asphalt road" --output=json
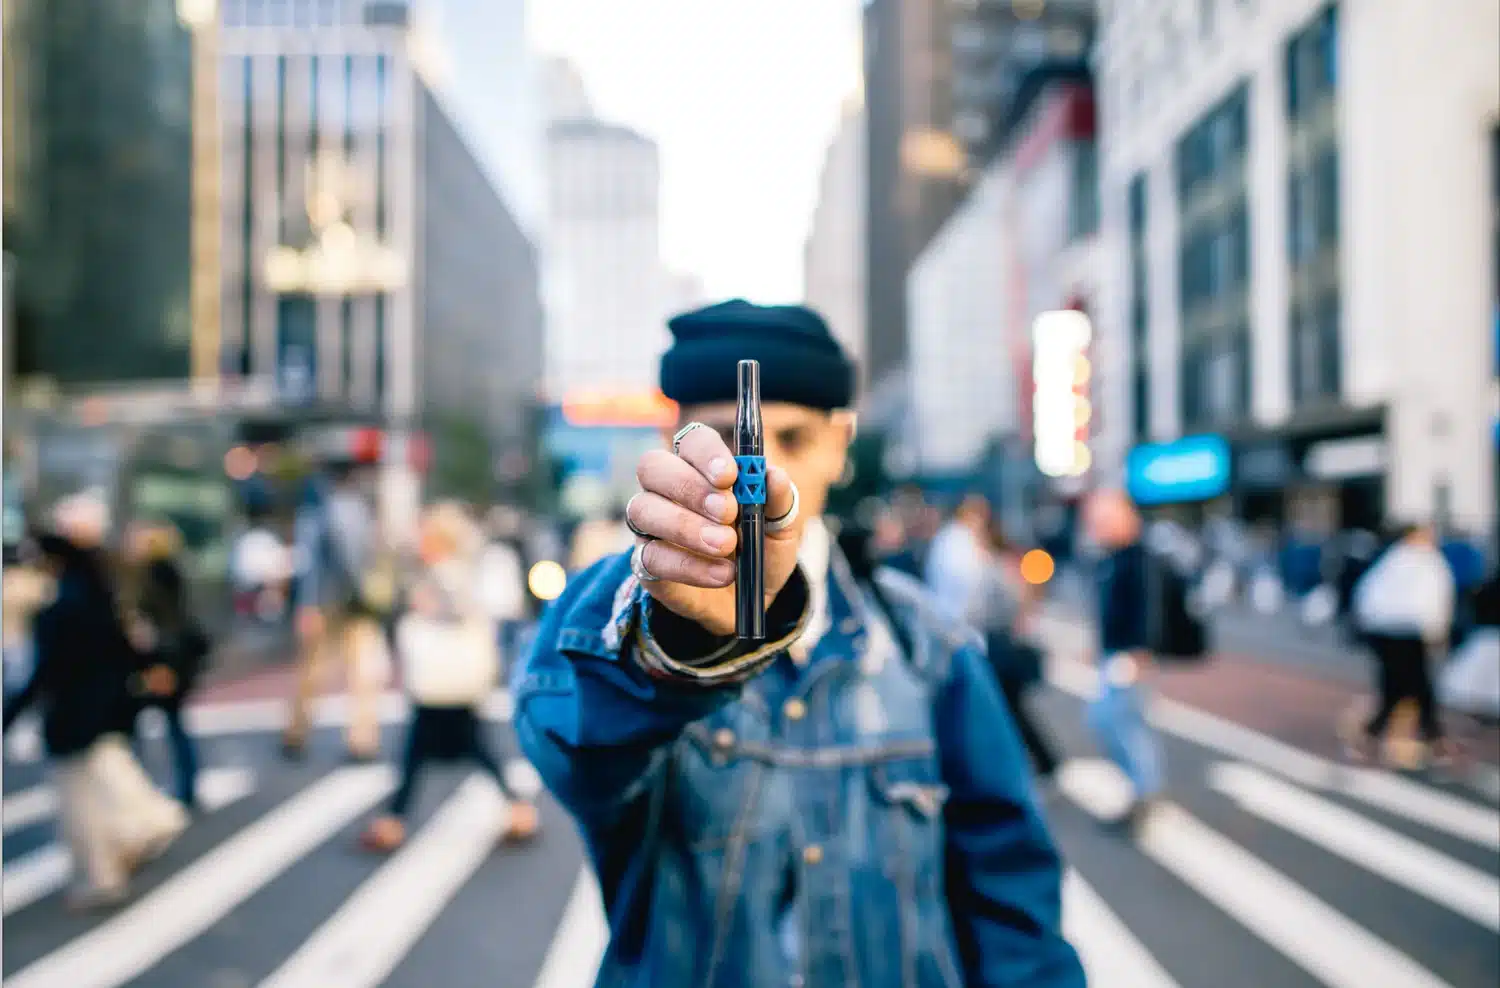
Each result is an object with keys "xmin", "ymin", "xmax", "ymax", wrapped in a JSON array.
[{"xmin": 3, "ymin": 659, "xmax": 1497, "ymax": 988}]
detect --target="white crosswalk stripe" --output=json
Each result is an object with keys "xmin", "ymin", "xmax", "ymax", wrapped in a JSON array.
[
  {"xmin": 3, "ymin": 711, "xmax": 1496, "ymax": 988},
  {"xmin": 1058, "ymin": 758, "xmax": 1457, "ymax": 988},
  {"xmin": 5, "ymin": 765, "xmax": 394, "ymax": 988},
  {"xmin": 1210, "ymin": 761, "xmax": 1500, "ymax": 931},
  {"xmin": 2, "ymin": 766, "xmax": 259, "ymax": 916},
  {"xmin": 256, "ymin": 775, "xmax": 511, "ymax": 988}
]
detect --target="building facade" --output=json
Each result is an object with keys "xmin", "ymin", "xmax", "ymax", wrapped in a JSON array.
[
  {"xmin": 1095, "ymin": 0, "xmax": 1500, "ymax": 537},
  {"xmin": 906, "ymin": 160, "xmax": 1013, "ymax": 478},
  {"xmin": 861, "ymin": 0, "xmax": 964, "ymax": 393},
  {"xmin": 4, "ymin": 0, "xmax": 194, "ymax": 390},
  {"xmin": 803, "ymin": 98, "xmax": 868, "ymax": 389},
  {"xmin": 218, "ymin": 0, "xmax": 543, "ymax": 523},
  {"xmin": 544, "ymin": 117, "xmax": 671, "ymax": 397}
]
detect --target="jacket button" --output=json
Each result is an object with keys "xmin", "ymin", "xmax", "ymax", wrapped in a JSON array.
[
  {"xmin": 783, "ymin": 699, "xmax": 807, "ymax": 722},
  {"xmin": 802, "ymin": 844, "xmax": 823, "ymax": 866},
  {"xmin": 713, "ymin": 728, "xmax": 735, "ymax": 749},
  {"xmin": 840, "ymin": 617, "xmax": 859, "ymax": 635}
]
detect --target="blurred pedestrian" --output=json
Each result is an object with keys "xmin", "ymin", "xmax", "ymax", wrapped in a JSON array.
[
  {"xmin": 231, "ymin": 504, "xmax": 293, "ymax": 625},
  {"xmin": 567, "ymin": 505, "xmax": 633, "ymax": 572},
  {"xmin": 2, "ymin": 493, "xmax": 186, "ymax": 910},
  {"xmin": 121, "ymin": 521, "xmax": 211, "ymax": 809},
  {"xmin": 515, "ymin": 301, "xmax": 1083, "ymax": 986},
  {"xmin": 1347, "ymin": 522, "xmax": 1460, "ymax": 766},
  {"xmin": 285, "ymin": 461, "xmax": 387, "ymax": 762},
  {"xmin": 3, "ymin": 541, "xmax": 50, "ymax": 699},
  {"xmin": 979, "ymin": 523, "xmax": 1060, "ymax": 781},
  {"xmin": 1084, "ymin": 489, "xmax": 1167, "ymax": 831},
  {"xmin": 923, "ymin": 492, "xmax": 992, "ymax": 624},
  {"xmin": 361, "ymin": 503, "xmax": 538, "ymax": 852},
  {"xmin": 477, "ymin": 508, "xmax": 529, "ymax": 675}
]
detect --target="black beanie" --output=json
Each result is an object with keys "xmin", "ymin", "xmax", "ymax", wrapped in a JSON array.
[{"xmin": 660, "ymin": 300, "xmax": 855, "ymax": 410}]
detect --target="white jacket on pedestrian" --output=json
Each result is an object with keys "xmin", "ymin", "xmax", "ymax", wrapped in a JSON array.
[{"xmin": 1353, "ymin": 543, "xmax": 1455, "ymax": 644}]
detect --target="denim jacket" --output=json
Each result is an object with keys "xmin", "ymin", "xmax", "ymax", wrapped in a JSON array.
[{"xmin": 514, "ymin": 545, "xmax": 1084, "ymax": 988}]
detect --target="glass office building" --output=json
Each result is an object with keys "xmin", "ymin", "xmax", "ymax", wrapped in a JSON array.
[{"xmin": 4, "ymin": 0, "xmax": 194, "ymax": 388}]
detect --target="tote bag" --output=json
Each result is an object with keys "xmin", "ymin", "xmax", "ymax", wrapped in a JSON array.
[{"xmin": 396, "ymin": 612, "xmax": 498, "ymax": 708}]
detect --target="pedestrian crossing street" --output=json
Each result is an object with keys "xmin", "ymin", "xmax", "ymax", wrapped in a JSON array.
[{"xmin": 2, "ymin": 681, "xmax": 1497, "ymax": 988}]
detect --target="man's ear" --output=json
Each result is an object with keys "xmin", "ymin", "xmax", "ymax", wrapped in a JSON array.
[{"xmin": 832, "ymin": 410, "xmax": 857, "ymax": 445}]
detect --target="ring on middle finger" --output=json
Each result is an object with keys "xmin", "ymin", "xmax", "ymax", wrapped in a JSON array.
[{"xmin": 624, "ymin": 492, "xmax": 650, "ymax": 539}]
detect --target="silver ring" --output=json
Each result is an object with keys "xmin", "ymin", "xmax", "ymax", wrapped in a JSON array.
[
  {"xmin": 630, "ymin": 540, "xmax": 662, "ymax": 583},
  {"xmin": 672, "ymin": 422, "xmax": 707, "ymax": 457},
  {"xmin": 766, "ymin": 481, "xmax": 800, "ymax": 533},
  {"xmin": 624, "ymin": 492, "xmax": 649, "ymax": 539}
]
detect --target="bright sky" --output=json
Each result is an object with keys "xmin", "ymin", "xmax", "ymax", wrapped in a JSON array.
[{"xmin": 530, "ymin": 0, "xmax": 864, "ymax": 304}]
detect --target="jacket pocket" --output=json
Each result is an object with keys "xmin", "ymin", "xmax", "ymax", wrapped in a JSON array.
[{"xmin": 867, "ymin": 757, "xmax": 949, "ymax": 886}]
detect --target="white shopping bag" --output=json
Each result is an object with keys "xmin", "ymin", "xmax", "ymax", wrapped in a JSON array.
[{"xmin": 1440, "ymin": 629, "xmax": 1500, "ymax": 718}]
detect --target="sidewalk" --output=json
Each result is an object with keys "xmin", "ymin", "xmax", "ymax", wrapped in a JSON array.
[{"xmin": 1039, "ymin": 606, "xmax": 1500, "ymax": 799}]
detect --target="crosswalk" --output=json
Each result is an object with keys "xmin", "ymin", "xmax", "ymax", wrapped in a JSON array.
[{"xmin": 2, "ymin": 687, "xmax": 1497, "ymax": 988}]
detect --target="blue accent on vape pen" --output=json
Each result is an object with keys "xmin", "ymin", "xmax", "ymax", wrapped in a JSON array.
[{"xmin": 733, "ymin": 455, "xmax": 767, "ymax": 505}]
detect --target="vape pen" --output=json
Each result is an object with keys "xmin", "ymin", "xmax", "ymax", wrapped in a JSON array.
[{"xmin": 733, "ymin": 359, "xmax": 767, "ymax": 641}]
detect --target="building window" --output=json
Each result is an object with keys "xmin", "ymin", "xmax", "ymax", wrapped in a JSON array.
[
  {"xmin": 1286, "ymin": 4, "xmax": 1338, "ymax": 122},
  {"xmin": 1177, "ymin": 85, "xmax": 1252, "ymax": 430},
  {"xmin": 1286, "ymin": 6, "xmax": 1342, "ymax": 406},
  {"xmin": 1068, "ymin": 140, "xmax": 1100, "ymax": 240},
  {"xmin": 1127, "ymin": 172, "xmax": 1150, "ymax": 441}
]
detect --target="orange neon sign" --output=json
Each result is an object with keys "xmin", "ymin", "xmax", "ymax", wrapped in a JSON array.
[{"xmin": 561, "ymin": 391, "xmax": 679, "ymax": 428}]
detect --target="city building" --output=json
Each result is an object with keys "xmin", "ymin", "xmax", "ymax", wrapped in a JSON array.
[
  {"xmin": 544, "ymin": 115, "xmax": 671, "ymax": 396},
  {"xmin": 947, "ymin": 0, "xmax": 1096, "ymax": 167},
  {"xmin": 1094, "ymin": 0, "xmax": 1499, "ymax": 537},
  {"xmin": 861, "ymin": 0, "xmax": 1095, "ymax": 432},
  {"xmin": 906, "ymin": 70, "xmax": 1101, "ymax": 538},
  {"xmin": 218, "ymin": 0, "xmax": 544, "ymax": 522},
  {"xmin": 861, "ymin": 0, "xmax": 964, "ymax": 397},
  {"xmin": 803, "ymin": 97, "xmax": 868, "ymax": 388},
  {"xmin": 540, "ymin": 55, "xmax": 594, "ymax": 124},
  {"xmin": 3, "ymin": 0, "xmax": 195, "ymax": 390},
  {"xmin": 906, "ymin": 160, "xmax": 1012, "ymax": 480},
  {"xmin": 413, "ymin": 0, "xmax": 545, "ymax": 237}
]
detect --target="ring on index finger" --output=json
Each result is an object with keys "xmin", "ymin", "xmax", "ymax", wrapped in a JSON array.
[{"xmin": 672, "ymin": 422, "xmax": 708, "ymax": 457}]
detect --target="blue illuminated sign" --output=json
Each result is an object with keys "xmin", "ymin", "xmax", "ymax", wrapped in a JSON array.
[{"xmin": 1126, "ymin": 434, "xmax": 1232, "ymax": 506}]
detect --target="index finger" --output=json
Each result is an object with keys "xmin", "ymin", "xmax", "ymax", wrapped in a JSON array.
[{"xmin": 672, "ymin": 422, "xmax": 736, "ymax": 489}]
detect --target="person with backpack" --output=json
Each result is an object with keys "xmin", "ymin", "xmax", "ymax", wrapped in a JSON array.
[
  {"xmin": 1084, "ymin": 489, "xmax": 1168, "ymax": 833},
  {"xmin": 513, "ymin": 301, "xmax": 1083, "ymax": 988},
  {"xmin": 284, "ymin": 461, "xmax": 388, "ymax": 762}
]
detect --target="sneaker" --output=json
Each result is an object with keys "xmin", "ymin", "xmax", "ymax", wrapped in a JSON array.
[
  {"xmin": 359, "ymin": 816, "xmax": 405, "ymax": 853},
  {"xmin": 501, "ymin": 802, "xmax": 541, "ymax": 844}
]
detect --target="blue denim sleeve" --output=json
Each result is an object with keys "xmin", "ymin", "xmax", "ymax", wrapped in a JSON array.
[
  {"xmin": 936, "ymin": 644, "xmax": 1086, "ymax": 987},
  {"xmin": 512, "ymin": 552, "xmax": 810, "ymax": 826}
]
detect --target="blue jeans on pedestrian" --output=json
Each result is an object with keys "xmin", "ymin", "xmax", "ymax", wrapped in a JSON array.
[
  {"xmin": 1087, "ymin": 653, "xmax": 1165, "ymax": 800},
  {"xmin": 135, "ymin": 701, "xmax": 200, "ymax": 807}
]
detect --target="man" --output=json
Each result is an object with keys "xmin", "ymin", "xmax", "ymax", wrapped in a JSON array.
[
  {"xmin": 1083, "ymin": 489, "xmax": 1165, "ymax": 828},
  {"xmin": 515, "ymin": 301, "xmax": 1083, "ymax": 987},
  {"xmin": 284, "ymin": 460, "xmax": 385, "ymax": 761}
]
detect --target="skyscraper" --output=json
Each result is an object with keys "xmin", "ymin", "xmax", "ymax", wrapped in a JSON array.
[{"xmin": 5, "ymin": 0, "xmax": 194, "ymax": 389}]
